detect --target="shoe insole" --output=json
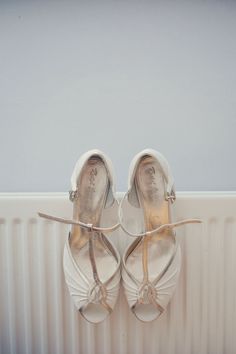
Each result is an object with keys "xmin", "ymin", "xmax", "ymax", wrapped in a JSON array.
[
  {"xmin": 126, "ymin": 156, "xmax": 175, "ymax": 283},
  {"xmin": 69, "ymin": 156, "xmax": 117, "ymax": 283}
]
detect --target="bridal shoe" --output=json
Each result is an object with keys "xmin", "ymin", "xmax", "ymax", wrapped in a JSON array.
[
  {"xmin": 119, "ymin": 149, "xmax": 201, "ymax": 322},
  {"xmin": 39, "ymin": 150, "xmax": 121, "ymax": 323}
]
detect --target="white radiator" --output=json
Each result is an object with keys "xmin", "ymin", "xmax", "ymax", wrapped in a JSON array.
[{"xmin": 0, "ymin": 192, "xmax": 236, "ymax": 354}]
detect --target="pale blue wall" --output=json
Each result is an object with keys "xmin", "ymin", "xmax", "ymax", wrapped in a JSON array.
[{"xmin": 0, "ymin": 0, "xmax": 235, "ymax": 192}]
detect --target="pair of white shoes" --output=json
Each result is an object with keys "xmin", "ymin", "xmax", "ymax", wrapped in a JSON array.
[{"xmin": 39, "ymin": 149, "xmax": 201, "ymax": 323}]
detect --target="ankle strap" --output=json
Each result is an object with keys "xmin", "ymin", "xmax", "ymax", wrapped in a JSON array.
[
  {"xmin": 38, "ymin": 212, "xmax": 120, "ymax": 233},
  {"xmin": 118, "ymin": 191, "xmax": 202, "ymax": 238}
]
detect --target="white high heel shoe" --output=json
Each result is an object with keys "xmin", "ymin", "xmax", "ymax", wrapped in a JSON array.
[
  {"xmin": 119, "ymin": 149, "xmax": 201, "ymax": 322},
  {"xmin": 39, "ymin": 150, "xmax": 121, "ymax": 323}
]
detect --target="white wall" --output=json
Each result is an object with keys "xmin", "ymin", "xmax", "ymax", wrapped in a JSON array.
[{"xmin": 0, "ymin": 0, "xmax": 235, "ymax": 192}]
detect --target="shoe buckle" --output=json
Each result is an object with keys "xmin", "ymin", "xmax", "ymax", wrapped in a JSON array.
[
  {"xmin": 165, "ymin": 189, "xmax": 176, "ymax": 203},
  {"xmin": 69, "ymin": 189, "xmax": 79, "ymax": 202},
  {"xmin": 87, "ymin": 223, "xmax": 94, "ymax": 232}
]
